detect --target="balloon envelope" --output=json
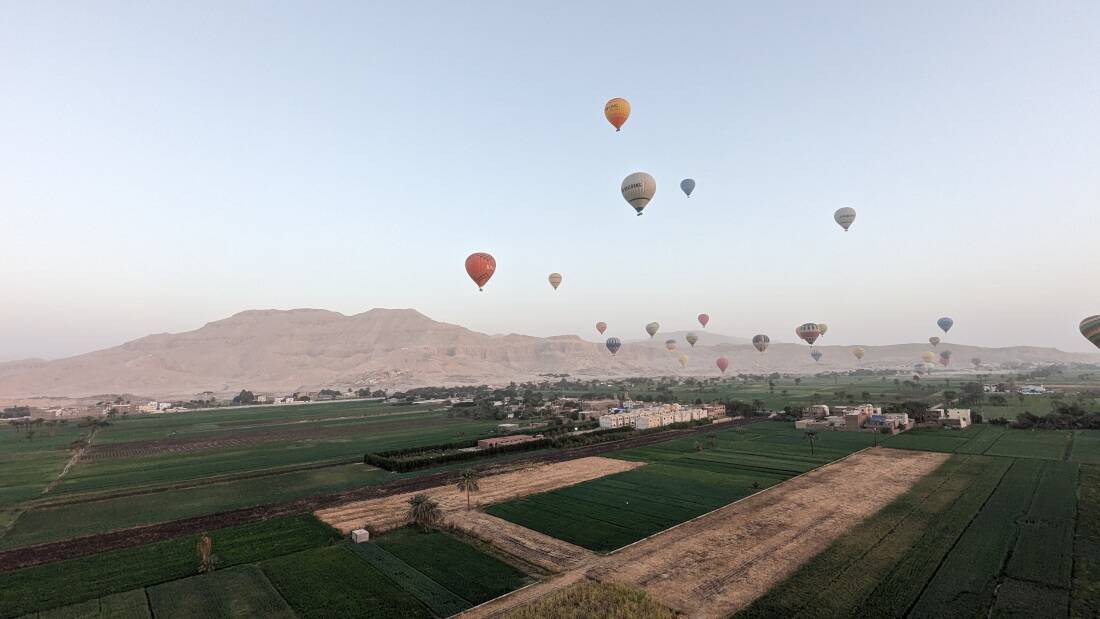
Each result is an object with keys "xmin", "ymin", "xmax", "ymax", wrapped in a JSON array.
[
  {"xmin": 1080, "ymin": 316, "xmax": 1100, "ymax": 350},
  {"xmin": 465, "ymin": 253, "xmax": 496, "ymax": 291},
  {"xmin": 818, "ymin": 323, "xmax": 829, "ymax": 338},
  {"xmin": 937, "ymin": 317, "xmax": 954, "ymax": 333},
  {"xmin": 680, "ymin": 178, "xmax": 695, "ymax": 197},
  {"xmin": 834, "ymin": 207, "xmax": 856, "ymax": 231},
  {"xmin": 716, "ymin": 356, "xmax": 729, "ymax": 373},
  {"xmin": 697, "ymin": 313, "xmax": 709, "ymax": 328},
  {"xmin": 811, "ymin": 350, "xmax": 823, "ymax": 362},
  {"xmin": 548, "ymin": 273, "xmax": 562, "ymax": 290},
  {"xmin": 796, "ymin": 323, "xmax": 821, "ymax": 346},
  {"xmin": 645, "ymin": 322, "xmax": 660, "ymax": 338},
  {"xmin": 922, "ymin": 351, "xmax": 936, "ymax": 363},
  {"xmin": 752, "ymin": 334, "xmax": 770, "ymax": 353},
  {"xmin": 852, "ymin": 347, "xmax": 865, "ymax": 360},
  {"xmin": 605, "ymin": 337, "xmax": 622, "ymax": 355},
  {"xmin": 677, "ymin": 353, "xmax": 689, "ymax": 367},
  {"xmin": 929, "ymin": 336, "xmax": 941, "ymax": 347},
  {"xmin": 686, "ymin": 333, "xmax": 699, "ymax": 347},
  {"xmin": 621, "ymin": 172, "xmax": 656, "ymax": 216},
  {"xmin": 940, "ymin": 350, "xmax": 952, "ymax": 366},
  {"xmin": 665, "ymin": 339, "xmax": 676, "ymax": 351},
  {"xmin": 604, "ymin": 97, "xmax": 630, "ymax": 131},
  {"xmin": 596, "ymin": 321, "xmax": 607, "ymax": 335}
]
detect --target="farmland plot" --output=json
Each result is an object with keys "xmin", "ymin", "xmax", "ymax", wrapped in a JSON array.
[
  {"xmin": 33, "ymin": 590, "xmax": 150, "ymax": 619},
  {"xmin": 1074, "ymin": 464, "xmax": 1100, "ymax": 618},
  {"xmin": 146, "ymin": 565, "xmax": 295, "ymax": 619}
]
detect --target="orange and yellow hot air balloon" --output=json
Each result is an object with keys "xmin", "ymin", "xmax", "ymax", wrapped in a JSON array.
[{"xmin": 604, "ymin": 98, "xmax": 631, "ymax": 131}]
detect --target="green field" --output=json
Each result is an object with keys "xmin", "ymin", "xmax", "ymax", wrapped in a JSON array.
[
  {"xmin": 883, "ymin": 423, "xmax": 1099, "ymax": 461},
  {"xmin": 146, "ymin": 565, "xmax": 296, "ymax": 619},
  {"xmin": 487, "ymin": 422, "xmax": 873, "ymax": 551}
]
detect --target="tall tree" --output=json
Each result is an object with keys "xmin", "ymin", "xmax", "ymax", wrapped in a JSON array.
[
  {"xmin": 406, "ymin": 494, "xmax": 443, "ymax": 531},
  {"xmin": 455, "ymin": 469, "xmax": 481, "ymax": 510}
]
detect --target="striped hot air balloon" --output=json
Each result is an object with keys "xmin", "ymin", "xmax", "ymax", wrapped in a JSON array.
[
  {"xmin": 596, "ymin": 321, "xmax": 607, "ymax": 335},
  {"xmin": 645, "ymin": 322, "xmax": 660, "ymax": 338},
  {"xmin": 548, "ymin": 273, "xmax": 562, "ymax": 290},
  {"xmin": 1080, "ymin": 316, "xmax": 1100, "ymax": 350},
  {"xmin": 752, "ymin": 334, "xmax": 770, "ymax": 353},
  {"xmin": 465, "ymin": 253, "xmax": 496, "ymax": 291},
  {"xmin": 605, "ymin": 337, "xmax": 622, "ymax": 356},
  {"xmin": 796, "ymin": 323, "xmax": 821, "ymax": 346},
  {"xmin": 604, "ymin": 98, "xmax": 630, "ymax": 131},
  {"xmin": 686, "ymin": 333, "xmax": 699, "ymax": 347},
  {"xmin": 716, "ymin": 356, "xmax": 729, "ymax": 373}
]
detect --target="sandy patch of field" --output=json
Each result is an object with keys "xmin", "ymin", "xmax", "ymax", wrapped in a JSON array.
[
  {"xmin": 448, "ymin": 511, "xmax": 594, "ymax": 573},
  {"xmin": 589, "ymin": 448, "xmax": 949, "ymax": 618},
  {"xmin": 314, "ymin": 456, "xmax": 643, "ymax": 534}
]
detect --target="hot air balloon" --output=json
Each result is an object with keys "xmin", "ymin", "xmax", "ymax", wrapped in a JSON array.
[
  {"xmin": 645, "ymin": 322, "xmax": 660, "ymax": 338},
  {"xmin": 677, "ymin": 353, "xmax": 689, "ymax": 367},
  {"xmin": 686, "ymin": 333, "xmax": 699, "ymax": 347},
  {"xmin": 697, "ymin": 313, "xmax": 709, "ymax": 328},
  {"xmin": 971, "ymin": 357, "xmax": 982, "ymax": 368},
  {"xmin": 818, "ymin": 323, "xmax": 829, "ymax": 338},
  {"xmin": 940, "ymin": 350, "xmax": 952, "ymax": 366},
  {"xmin": 834, "ymin": 207, "xmax": 856, "ymax": 231},
  {"xmin": 605, "ymin": 337, "xmax": 622, "ymax": 356},
  {"xmin": 680, "ymin": 179, "xmax": 695, "ymax": 197},
  {"xmin": 913, "ymin": 374, "xmax": 922, "ymax": 381},
  {"xmin": 621, "ymin": 172, "xmax": 656, "ymax": 216},
  {"xmin": 811, "ymin": 350, "xmax": 823, "ymax": 362},
  {"xmin": 937, "ymin": 317, "xmax": 954, "ymax": 333},
  {"xmin": 465, "ymin": 252, "xmax": 496, "ymax": 291},
  {"xmin": 922, "ymin": 351, "xmax": 936, "ymax": 364},
  {"xmin": 604, "ymin": 97, "xmax": 630, "ymax": 131},
  {"xmin": 716, "ymin": 356, "xmax": 729, "ymax": 373},
  {"xmin": 548, "ymin": 273, "xmax": 562, "ymax": 290},
  {"xmin": 914, "ymin": 363, "xmax": 927, "ymax": 376},
  {"xmin": 665, "ymin": 339, "xmax": 677, "ymax": 352},
  {"xmin": 929, "ymin": 336, "xmax": 941, "ymax": 347},
  {"xmin": 796, "ymin": 323, "xmax": 821, "ymax": 346},
  {"xmin": 1080, "ymin": 316, "xmax": 1100, "ymax": 350},
  {"xmin": 752, "ymin": 334, "xmax": 770, "ymax": 353},
  {"xmin": 852, "ymin": 347, "xmax": 865, "ymax": 360},
  {"xmin": 596, "ymin": 321, "xmax": 607, "ymax": 335}
]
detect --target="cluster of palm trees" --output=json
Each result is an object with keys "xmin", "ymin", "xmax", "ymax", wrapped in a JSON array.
[{"xmin": 405, "ymin": 467, "xmax": 482, "ymax": 531}]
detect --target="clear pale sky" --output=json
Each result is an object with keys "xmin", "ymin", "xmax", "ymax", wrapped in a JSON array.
[{"xmin": 2, "ymin": 1, "xmax": 1098, "ymax": 360}]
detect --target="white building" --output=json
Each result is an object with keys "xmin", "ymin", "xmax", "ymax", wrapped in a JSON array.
[
  {"xmin": 926, "ymin": 408, "xmax": 972, "ymax": 429},
  {"xmin": 138, "ymin": 401, "xmax": 173, "ymax": 414},
  {"xmin": 598, "ymin": 404, "xmax": 709, "ymax": 430}
]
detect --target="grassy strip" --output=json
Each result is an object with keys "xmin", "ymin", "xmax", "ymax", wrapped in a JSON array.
[
  {"xmin": 146, "ymin": 565, "xmax": 295, "ymax": 619},
  {"xmin": 262, "ymin": 546, "xmax": 429, "ymax": 619},
  {"xmin": 1072, "ymin": 464, "xmax": 1100, "ymax": 618},
  {"xmin": 348, "ymin": 542, "xmax": 469, "ymax": 617},
  {"xmin": 990, "ymin": 577, "xmax": 1070, "ymax": 619},
  {"xmin": 375, "ymin": 527, "xmax": 530, "ymax": 605},
  {"xmin": 499, "ymin": 579, "xmax": 676, "ymax": 619},
  {"xmin": 0, "ymin": 514, "xmax": 338, "ymax": 618},
  {"xmin": 35, "ymin": 590, "xmax": 150, "ymax": 619},
  {"xmin": 1004, "ymin": 461, "xmax": 1078, "ymax": 588}
]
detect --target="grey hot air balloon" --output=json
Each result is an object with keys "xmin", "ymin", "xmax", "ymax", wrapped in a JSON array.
[
  {"xmin": 937, "ymin": 317, "xmax": 954, "ymax": 333},
  {"xmin": 645, "ymin": 322, "xmax": 660, "ymax": 338},
  {"xmin": 621, "ymin": 172, "xmax": 656, "ymax": 216},
  {"xmin": 752, "ymin": 334, "xmax": 770, "ymax": 353},
  {"xmin": 686, "ymin": 332, "xmax": 699, "ymax": 347},
  {"xmin": 680, "ymin": 178, "xmax": 695, "ymax": 197},
  {"xmin": 834, "ymin": 207, "xmax": 856, "ymax": 231},
  {"xmin": 605, "ymin": 337, "xmax": 622, "ymax": 356},
  {"xmin": 811, "ymin": 350, "xmax": 823, "ymax": 362}
]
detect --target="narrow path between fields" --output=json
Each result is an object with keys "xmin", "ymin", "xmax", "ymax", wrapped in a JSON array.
[{"xmin": 41, "ymin": 425, "xmax": 98, "ymax": 495}]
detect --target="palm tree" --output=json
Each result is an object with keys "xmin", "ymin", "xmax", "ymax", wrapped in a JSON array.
[
  {"xmin": 455, "ymin": 469, "xmax": 480, "ymax": 510},
  {"xmin": 804, "ymin": 430, "xmax": 818, "ymax": 455},
  {"xmin": 406, "ymin": 494, "xmax": 443, "ymax": 531}
]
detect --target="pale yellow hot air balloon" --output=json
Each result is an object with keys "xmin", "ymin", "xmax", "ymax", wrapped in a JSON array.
[
  {"xmin": 852, "ymin": 347, "xmax": 865, "ymax": 360},
  {"xmin": 818, "ymin": 323, "xmax": 829, "ymax": 338},
  {"xmin": 677, "ymin": 353, "xmax": 689, "ymax": 367},
  {"xmin": 686, "ymin": 333, "xmax": 699, "ymax": 347},
  {"xmin": 922, "ymin": 351, "xmax": 936, "ymax": 364},
  {"xmin": 548, "ymin": 273, "xmax": 562, "ymax": 290}
]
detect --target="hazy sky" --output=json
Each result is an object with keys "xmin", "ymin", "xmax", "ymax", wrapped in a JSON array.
[{"xmin": 3, "ymin": 1, "xmax": 1099, "ymax": 360}]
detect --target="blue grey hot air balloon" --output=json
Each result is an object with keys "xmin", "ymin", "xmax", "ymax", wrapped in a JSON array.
[
  {"xmin": 937, "ymin": 317, "xmax": 954, "ymax": 333},
  {"xmin": 680, "ymin": 178, "xmax": 695, "ymax": 197},
  {"xmin": 605, "ymin": 337, "xmax": 622, "ymax": 356}
]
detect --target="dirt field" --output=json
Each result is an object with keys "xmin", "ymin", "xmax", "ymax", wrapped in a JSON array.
[
  {"xmin": 590, "ymin": 448, "xmax": 949, "ymax": 618},
  {"xmin": 458, "ymin": 448, "xmax": 948, "ymax": 619},
  {"xmin": 448, "ymin": 511, "xmax": 594, "ymax": 573},
  {"xmin": 315, "ymin": 456, "xmax": 643, "ymax": 534}
]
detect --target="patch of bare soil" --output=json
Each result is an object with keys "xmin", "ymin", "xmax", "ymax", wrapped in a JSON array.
[
  {"xmin": 315, "ymin": 456, "xmax": 644, "ymax": 534},
  {"xmin": 448, "ymin": 511, "xmax": 594, "ymax": 574},
  {"xmin": 588, "ymin": 448, "xmax": 949, "ymax": 618}
]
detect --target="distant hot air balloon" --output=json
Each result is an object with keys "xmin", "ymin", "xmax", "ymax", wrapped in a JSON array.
[
  {"xmin": 752, "ymin": 334, "xmax": 770, "ymax": 353},
  {"xmin": 929, "ymin": 336, "xmax": 941, "ymax": 347},
  {"xmin": 596, "ymin": 321, "xmax": 607, "ymax": 335},
  {"xmin": 680, "ymin": 179, "xmax": 695, "ymax": 197},
  {"xmin": 818, "ymin": 323, "xmax": 829, "ymax": 338},
  {"xmin": 716, "ymin": 356, "xmax": 729, "ymax": 373},
  {"xmin": 852, "ymin": 347, "xmax": 865, "ymax": 360},
  {"xmin": 940, "ymin": 350, "xmax": 952, "ymax": 366},
  {"xmin": 914, "ymin": 363, "xmax": 926, "ymax": 376},
  {"xmin": 1080, "ymin": 316, "xmax": 1100, "ymax": 350},
  {"xmin": 913, "ymin": 374, "xmax": 922, "ymax": 381},
  {"xmin": 811, "ymin": 350, "xmax": 823, "ymax": 362},
  {"xmin": 604, "ymin": 97, "xmax": 631, "ymax": 131},
  {"xmin": 922, "ymin": 351, "xmax": 936, "ymax": 364},
  {"xmin": 834, "ymin": 207, "xmax": 856, "ymax": 231},
  {"xmin": 548, "ymin": 273, "xmax": 562, "ymax": 290},
  {"xmin": 665, "ymin": 339, "xmax": 677, "ymax": 352},
  {"xmin": 937, "ymin": 317, "xmax": 954, "ymax": 333},
  {"xmin": 465, "ymin": 252, "xmax": 496, "ymax": 291},
  {"xmin": 971, "ymin": 357, "xmax": 982, "ymax": 368},
  {"xmin": 686, "ymin": 333, "xmax": 699, "ymax": 347},
  {"xmin": 645, "ymin": 322, "xmax": 660, "ymax": 338},
  {"xmin": 796, "ymin": 323, "xmax": 821, "ymax": 346},
  {"xmin": 677, "ymin": 353, "xmax": 689, "ymax": 367},
  {"xmin": 698, "ymin": 313, "xmax": 709, "ymax": 328},
  {"xmin": 605, "ymin": 337, "xmax": 622, "ymax": 356},
  {"xmin": 621, "ymin": 172, "xmax": 656, "ymax": 216}
]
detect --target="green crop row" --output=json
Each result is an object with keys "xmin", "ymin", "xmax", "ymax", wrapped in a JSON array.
[
  {"xmin": 349, "ymin": 543, "xmax": 469, "ymax": 617},
  {"xmin": 145, "ymin": 565, "xmax": 295, "ymax": 619},
  {"xmin": 1004, "ymin": 461, "xmax": 1078, "ymax": 588},
  {"xmin": 1072, "ymin": 464, "xmax": 1100, "ymax": 618}
]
